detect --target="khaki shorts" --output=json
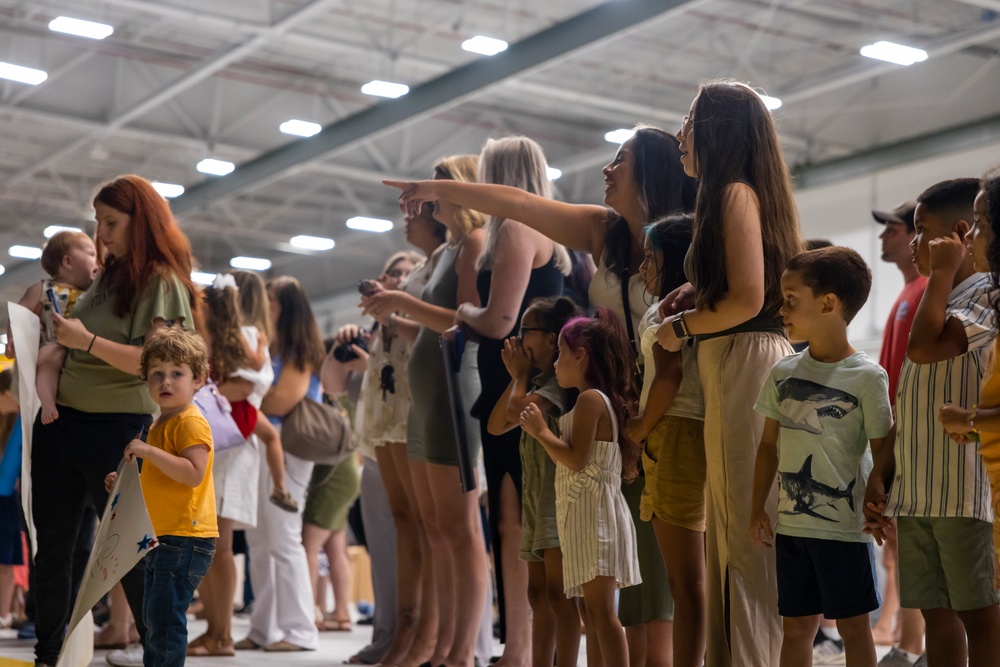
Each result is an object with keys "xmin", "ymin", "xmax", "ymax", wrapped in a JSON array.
[
  {"xmin": 897, "ymin": 516, "xmax": 1000, "ymax": 611},
  {"xmin": 640, "ymin": 416, "xmax": 706, "ymax": 532}
]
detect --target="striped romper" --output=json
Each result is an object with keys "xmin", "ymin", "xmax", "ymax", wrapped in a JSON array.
[{"xmin": 555, "ymin": 389, "xmax": 641, "ymax": 598}]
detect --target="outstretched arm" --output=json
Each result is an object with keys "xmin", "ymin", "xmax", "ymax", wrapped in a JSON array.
[{"xmin": 385, "ymin": 179, "xmax": 608, "ymax": 257}]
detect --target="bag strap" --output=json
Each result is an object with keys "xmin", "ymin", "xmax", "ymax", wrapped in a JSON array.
[{"xmin": 619, "ymin": 269, "xmax": 639, "ymax": 360}]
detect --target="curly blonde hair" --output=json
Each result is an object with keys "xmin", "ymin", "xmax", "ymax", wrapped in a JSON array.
[
  {"xmin": 433, "ymin": 155, "xmax": 486, "ymax": 241},
  {"xmin": 139, "ymin": 327, "xmax": 209, "ymax": 382}
]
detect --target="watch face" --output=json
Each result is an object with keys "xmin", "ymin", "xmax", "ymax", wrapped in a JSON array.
[{"xmin": 672, "ymin": 316, "xmax": 687, "ymax": 339}]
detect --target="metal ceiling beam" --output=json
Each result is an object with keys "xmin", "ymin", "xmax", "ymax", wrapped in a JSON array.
[
  {"xmin": 792, "ymin": 112, "xmax": 1000, "ymax": 189},
  {"xmin": 171, "ymin": 0, "xmax": 697, "ymax": 214},
  {"xmin": 0, "ymin": 0, "xmax": 341, "ymax": 192}
]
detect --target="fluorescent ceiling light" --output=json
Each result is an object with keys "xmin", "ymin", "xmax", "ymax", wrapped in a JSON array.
[
  {"xmin": 151, "ymin": 181, "xmax": 185, "ymax": 198},
  {"xmin": 759, "ymin": 94, "xmax": 782, "ymax": 110},
  {"xmin": 0, "ymin": 266, "xmax": 5, "ymax": 278},
  {"xmin": 229, "ymin": 256, "xmax": 271, "ymax": 271},
  {"xmin": 860, "ymin": 41, "xmax": 928, "ymax": 66},
  {"xmin": 361, "ymin": 80, "xmax": 409, "ymax": 99},
  {"xmin": 0, "ymin": 62, "xmax": 48, "ymax": 86},
  {"xmin": 43, "ymin": 225, "xmax": 84, "ymax": 238},
  {"xmin": 462, "ymin": 35, "xmax": 508, "ymax": 56},
  {"xmin": 48, "ymin": 16, "xmax": 114, "ymax": 40},
  {"xmin": 191, "ymin": 271, "xmax": 217, "ymax": 285},
  {"xmin": 290, "ymin": 235, "xmax": 335, "ymax": 251},
  {"xmin": 196, "ymin": 158, "xmax": 235, "ymax": 176},
  {"xmin": 9, "ymin": 245, "xmax": 43, "ymax": 259},
  {"xmin": 546, "ymin": 166, "xmax": 563, "ymax": 181},
  {"xmin": 604, "ymin": 128, "xmax": 636, "ymax": 144},
  {"xmin": 280, "ymin": 119, "xmax": 322, "ymax": 137},
  {"xmin": 346, "ymin": 216, "xmax": 393, "ymax": 233}
]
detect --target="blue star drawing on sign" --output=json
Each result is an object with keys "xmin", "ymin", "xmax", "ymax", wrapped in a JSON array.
[
  {"xmin": 137, "ymin": 535, "xmax": 153, "ymax": 552},
  {"xmin": 111, "ymin": 493, "xmax": 120, "ymax": 511}
]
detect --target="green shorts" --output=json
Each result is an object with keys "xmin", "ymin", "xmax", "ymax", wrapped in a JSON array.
[{"xmin": 897, "ymin": 516, "xmax": 1000, "ymax": 611}]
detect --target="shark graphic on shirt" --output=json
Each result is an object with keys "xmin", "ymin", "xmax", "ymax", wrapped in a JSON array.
[{"xmin": 779, "ymin": 455, "xmax": 856, "ymax": 522}]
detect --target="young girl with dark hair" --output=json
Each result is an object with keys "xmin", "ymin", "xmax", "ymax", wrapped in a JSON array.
[
  {"xmin": 627, "ymin": 214, "xmax": 707, "ymax": 667},
  {"xmin": 520, "ymin": 307, "xmax": 640, "ymax": 667},
  {"xmin": 656, "ymin": 80, "xmax": 803, "ymax": 667},
  {"xmin": 30, "ymin": 174, "xmax": 200, "ymax": 667},
  {"xmin": 487, "ymin": 296, "xmax": 583, "ymax": 667},
  {"xmin": 201, "ymin": 282, "xmax": 294, "ymax": 511}
]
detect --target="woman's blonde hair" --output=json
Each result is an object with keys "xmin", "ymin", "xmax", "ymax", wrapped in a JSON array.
[
  {"xmin": 476, "ymin": 136, "xmax": 571, "ymax": 275},
  {"xmin": 433, "ymin": 155, "xmax": 486, "ymax": 241}
]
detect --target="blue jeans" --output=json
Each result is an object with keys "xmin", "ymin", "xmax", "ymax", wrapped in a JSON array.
[{"xmin": 143, "ymin": 535, "xmax": 216, "ymax": 667}]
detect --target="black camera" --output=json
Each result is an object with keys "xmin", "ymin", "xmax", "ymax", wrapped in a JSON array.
[
  {"xmin": 358, "ymin": 279, "xmax": 379, "ymax": 297},
  {"xmin": 333, "ymin": 333, "xmax": 369, "ymax": 362}
]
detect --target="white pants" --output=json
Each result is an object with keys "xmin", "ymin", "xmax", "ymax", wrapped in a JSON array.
[{"xmin": 245, "ymin": 450, "xmax": 319, "ymax": 649}]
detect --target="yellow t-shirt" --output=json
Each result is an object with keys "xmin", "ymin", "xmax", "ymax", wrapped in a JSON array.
[
  {"xmin": 141, "ymin": 403, "xmax": 219, "ymax": 538},
  {"xmin": 975, "ymin": 339, "xmax": 1000, "ymax": 587},
  {"xmin": 57, "ymin": 271, "xmax": 194, "ymax": 414}
]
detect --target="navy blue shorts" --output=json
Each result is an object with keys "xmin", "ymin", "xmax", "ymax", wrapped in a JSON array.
[{"xmin": 776, "ymin": 534, "xmax": 880, "ymax": 619}]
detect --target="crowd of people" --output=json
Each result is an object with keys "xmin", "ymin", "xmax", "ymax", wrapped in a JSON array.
[{"xmin": 2, "ymin": 77, "xmax": 1000, "ymax": 667}]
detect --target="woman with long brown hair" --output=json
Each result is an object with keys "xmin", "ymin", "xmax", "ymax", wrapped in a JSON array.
[
  {"xmin": 235, "ymin": 275, "xmax": 323, "ymax": 653},
  {"xmin": 656, "ymin": 80, "xmax": 803, "ymax": 667},
  {"xmin": 29, "ymin": 174, "xmax": 200, "ymax": 667}
]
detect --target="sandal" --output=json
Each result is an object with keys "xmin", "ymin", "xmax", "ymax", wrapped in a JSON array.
[
  {"xmin": 318, "ymin": 617, "xmax": 352, "ymax": 632},
  {"xmin": 187, "ymin": 637, "xmax": 235, "ymax": 657},
  {"xmin": 233, "ymin": 637, "xmax": 262, "ymax": 651},
  {"xmin": 269, "ymin": 489, "xmax": 298, "ymax": 513}
]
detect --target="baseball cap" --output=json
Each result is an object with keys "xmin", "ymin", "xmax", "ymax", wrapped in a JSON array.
[{"xmin": 872, "ymin": 201, "xmax": 917, "ymax": 231}]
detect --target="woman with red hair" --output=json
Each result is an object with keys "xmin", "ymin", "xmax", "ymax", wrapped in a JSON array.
[{"xmin": 29, "ymin": 174, "xmax": 201, "ymax": 667}]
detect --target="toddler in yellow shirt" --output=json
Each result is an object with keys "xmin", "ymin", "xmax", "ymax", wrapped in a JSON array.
[{"xmin": 105, "ymin": 327, "xmax": 218, "ymax": 667}]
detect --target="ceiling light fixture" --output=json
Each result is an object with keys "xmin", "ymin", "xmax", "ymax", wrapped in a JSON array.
[
  {"xmin": 196, "ymin": 158, "xmax": 235, "ymax": 176},
  {"xmin": 546, "ymin": 167, "xmax": 563, "ymax": 181},
  {"xmin": 48, "ymin": 16, "xmax": 114, "ymax": 40},
  {"xmin": 0, "ymin": 62, "xmax": 48, "ymax": 86},
  {"xmin": 43, "ymin": 225, "xmax": 84, "ymax": 238},
  {"xmin": 9, "ymin": 245, "xmax": 43, "ymax": 260},
  {"xmin": 462, "ymin": 35, "xmax": 509, "ymax": 56},
  {"xmin": 290, "ymin": 235, "xmax": 335, "ymax": 251},
  {"xmin": 229, "ymin": 256, "xmax": 271, "ymax": 271},
  {"xmin": 151, "ymin": 181, "xmax": 185, "ymax": 198},
  {"xmin": 191, "ymin": 271, "xmax": 217, "ymax": 285},
  {"xmin": 604, "ymin": 128, "xmax": 636, "ymax": 144},
  {"xmin": 860, "ymin": 41, "xmax": 928, "ymax": 66},
  {"xmin": 361, "ymin": 80, "xmax": 410, "ymax": 99},
  {"xmin": 346, "ymin": 216, "xmax": 394, "ymax": 233},
  {"xmin": 280, "ymin": 119, "xmax": 322, "ymax": 137}
]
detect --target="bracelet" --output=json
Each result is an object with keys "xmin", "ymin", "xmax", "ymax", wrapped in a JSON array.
[
  {"xmin": 970, "ymin": 405, "xmax": 979, "ymax": 434},
  {"xmin": 86, "ymin": 333, "xmax": 98, "ymax": 354}
]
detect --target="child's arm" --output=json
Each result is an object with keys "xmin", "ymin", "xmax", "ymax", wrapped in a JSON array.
[
  {"xmin": 863, "ymin": 423, "xmax": 897, "ymax": 545},
  {"xmin": 123, "ymin": 438, "xmax": 209, "ymax": 488},
  {"xmin": 907, "ymin": 233, "xmax": 969, "ymax": 363},
  {"xmin": 940, "ymin": 402, "xmax": 999, "ymax": 443},
  {"xmin": 748, "ymin": 417, "xmax": 780, "ymax": 549},
  {"xmin": 627, "ymin": 345, "xmax": 682, "ymax": 443},
  {"xmin": 243, "ymin": 330, "xmax": 269, "ymax": 371},
  {"xmin": 487, "ymin": 337, "xmax": 553, "ymax": 435},
  {"xmin": 521, "ymin": 390, "xmax": 605, "ymax": 472}
]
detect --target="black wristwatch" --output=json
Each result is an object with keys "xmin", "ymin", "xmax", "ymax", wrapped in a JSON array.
[{"xmin": 671, "ymin": 313, "xmax": 691, "ymax": 340}]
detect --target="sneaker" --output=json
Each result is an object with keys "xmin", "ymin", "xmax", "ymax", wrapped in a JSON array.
[
  {"xmin": 813, "ymin": 637, "xmax": 846, "ymax": 665},
  {"xmin": 106, "ymin": 646, "xmax": 144, "ymax": 667},
  {"xmin": 17, "ymin": 621, "xmax": 36, "ymax": 639},
  {"xmin": 878, "ymin": 647, "xmax": 923, "ymax": 667}
]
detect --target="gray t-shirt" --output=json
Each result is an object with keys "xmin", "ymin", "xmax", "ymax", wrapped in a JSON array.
[{"xmin": 755, "ymin": 350, "xmax": 892, "ymax": 542}]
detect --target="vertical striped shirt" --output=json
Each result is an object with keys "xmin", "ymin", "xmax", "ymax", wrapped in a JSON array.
[{"xmin": 887, "ymin": 273, "xmax": 995, "ymax": 520}]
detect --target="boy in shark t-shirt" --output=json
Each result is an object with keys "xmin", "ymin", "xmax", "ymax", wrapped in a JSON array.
[{"xmin": 750, "ymin": 247, "xmax": 892, "ymax": 665}]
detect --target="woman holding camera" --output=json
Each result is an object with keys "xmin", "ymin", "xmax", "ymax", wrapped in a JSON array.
[{"xmin": 362, "ymin": 155, "xmax": 488, "ymax": 667}]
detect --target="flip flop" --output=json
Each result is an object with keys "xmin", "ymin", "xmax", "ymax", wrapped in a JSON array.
[
  {"xmin": 318, "ymin": 618, "xmax": 352, "ymax": 632},
  {"xmin": 262, "ymin": 640, "xmax": 311, "ymax": 652},
  {"xmin": 233, "ymin": 637, "xmax": 262, "ymax": 651},
  {"xmin": 187, "ymin": 638, "xmax": 236, "ymax": 657}
]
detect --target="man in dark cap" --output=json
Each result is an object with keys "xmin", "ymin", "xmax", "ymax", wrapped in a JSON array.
[{"xmin": 871, "ymin": 200, "xmax": 927, "ymax": 667}]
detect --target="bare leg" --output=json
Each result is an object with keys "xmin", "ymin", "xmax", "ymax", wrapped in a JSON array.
[
  {"xmin": 652, "ymin": 517, "xmax": 706, "ymax": 667},
  {"xmin": 542, "ymin": 548, "xmax": 581, "ymax": 667},
  {"xmin": 95, "ymin": 583, "xmax": 135, "ymax": 647},
  {"xmin": 0, "ymin": 565, "xmax": 14, "ymax": 622},
  {"xmin": 494, "ymin": 474, "xmax": 531, "ymax": 667},
  {"xmin": 871, "ymin": 532, "xmax": 899, "ymax": 645},
  {"xmin": 527, "ymin": 561, "xmax": 555, "ymax": 667},
  {"xmin": 253, "ymin": 414, "xmax": 294, "ymax": 507},
  {"xmin": 303, "ymin": 522, "xmax": 334, "ymax": 626},
  {"xmin": 374, "ymin": 444, "xmax": 435, "ymax": 667},
  {"xmin": 35, "ymin": 344, "xmax": 65, "ymax": 425},
  {"xmin": 780, "ymin": 615, "xmax": 820, "ymax": 667},
  {"xmin": 957, "ymin": 605, "xmax": 1000, "ymax": 667},
  {"xmin": 322, "ymin": 529, "xmax": 352, "ymax": 626},
  {"xmin": 897, "ymin": 608, "xmax": 925, "ymax": 655},
  {"xmin": 581, "ymin": 576, "xmax": 629, "ymax": 667},
  {"xmin": 626, "ymin": 625, "xmax": 648, "ymax": 667},
  {"xmin": 190, "ymin": 519, "xmax": 235, "ymax": 653},
  {"xmin": 578, "ymin": 597, "xmax": 605, "ymax": 667},
  {"xmin": 922, "ymin": 608, "xmax": 967, "ymax": 667},
  {"xmin": 837, "ymin": 613, "xmax": 876, "ymax": 667}
]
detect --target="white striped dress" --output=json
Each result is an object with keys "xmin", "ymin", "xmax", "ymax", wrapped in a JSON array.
[{"xmin": 555, "ymin": 390, "xmax": 641, "ymax": 598}]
